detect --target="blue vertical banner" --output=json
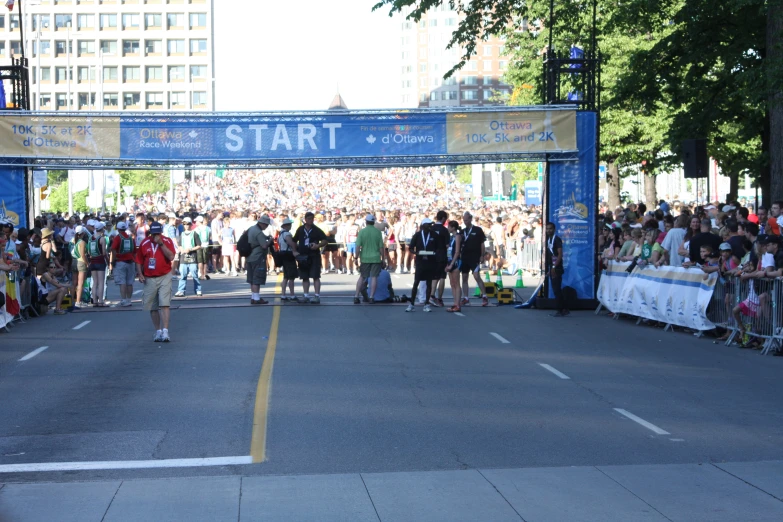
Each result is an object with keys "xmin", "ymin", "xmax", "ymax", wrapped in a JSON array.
[
  {"xmin": 524, "ymin": 180, "xmax": 542, "ymax": 205},
  {"xmin": 0, "ymin": 167, "xmax": 27, "ymax": 229},
  {"xmin": 548, "ymin": 112, "xmax": 597, "ymax": 300}
]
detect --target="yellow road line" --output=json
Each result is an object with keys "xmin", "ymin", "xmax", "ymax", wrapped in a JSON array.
[{"xmin": 250, "ymin": 273, "xmax": 283, "ymax": 463}]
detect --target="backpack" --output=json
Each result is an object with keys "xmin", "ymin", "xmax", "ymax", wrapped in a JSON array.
[
  {"xmin": 118, "ymin": 233, "xmax": 134, "ymax": 254},
  {"xmin": 237, "ymin": 225, "xmax": 260, "ymax": 258}
]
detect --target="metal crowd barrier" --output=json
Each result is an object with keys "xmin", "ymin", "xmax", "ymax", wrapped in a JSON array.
[
  {"xmin": 517, "ymin": 239, "xmax": 542, "ymax": 275},
  {"xmin": 708, "ymin": 276, "xmax": 782, "ymax": 355}
]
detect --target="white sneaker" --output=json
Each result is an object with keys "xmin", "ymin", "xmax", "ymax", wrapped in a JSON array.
[
  {"xmin": 154, "ymin": 330, "xmax": 163, "ymax": 342},
  {"xmin": 122, "ymin": 299, "xmax": 132, "ymax": 307},
  {"xmin": 405, "ymin": 304, "xmax": 415, "ymax": 312},
  {"xmin": 161, "ymin": 328, "xmax": 170, "ymax": 342},
  {"xmin": 423, "ymin": 304, "xmax": 432, "ymax": 313}
]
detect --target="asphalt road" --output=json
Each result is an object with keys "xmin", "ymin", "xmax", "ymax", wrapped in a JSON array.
[{"xmin": 1, "ymin": 270, "xmax": 782, "ymax": 485}]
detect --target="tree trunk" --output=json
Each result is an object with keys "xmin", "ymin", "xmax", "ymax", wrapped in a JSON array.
[
  {"xmin": 643, "ymin": 171, "xmax": 657, "ymax": 206},
  {"xmin": 728, "ymin": 170, "xmax": 739, "ymax": 203},
  {"xmin": 769, "ymin": 1, "xmax": 783, "ymax": 204},
  {"xmin": 606, "ymin": 160, "xmax": 621, "ymax": 210}
]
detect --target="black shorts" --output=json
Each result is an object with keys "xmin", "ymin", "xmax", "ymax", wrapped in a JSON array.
[
  {"xmin": 282, "ymin": 259, "xmax": 298, "ymax": 280},
  {"xmin": 435, "ymin": 262, "xmax": 448, "ymax": 279},
  {"xmin": 196, "ymin": 249, "xmax": 209, "ymax": 264},
  {"xmin": 460, "ymin": 258, "xmax": 481, "ymax": 274},
  {"xmin": 298, "ymin": 256, "xmax": 322, "ymax": 280}
]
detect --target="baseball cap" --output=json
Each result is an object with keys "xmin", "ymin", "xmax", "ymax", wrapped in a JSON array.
[
  {"xmin": 182, "ymin": 216, "xmax": 192, "ymax": 224},
  {"xmin": 366, "ymin": 214, "xmax": 376, "ymax": 222},
  {"xmin": 95, "ymin": 222, "xmax": 106, "ymax": 231},
  {"xmin": 74, "ymin": 225, "xmax": 85, "ymax": 234},
  {"xmin": 722, "ymin": 205, "xmax": 736, "ymax": 212},
  {"xmin": 195, "ymin": 216, "xmax": 204, "ymax": 223},
  {"xmin": 282, "ymin": 218, "xmax": 294, "ymax": 226},
  {"xmin": 149, "ymin": 222, "xmax": 164, "ymax": 234},
  {"xmin": 421, "ymin": 218, "xmax": 433, "ymax": 226},
  {"xmin": 704, "ymin": 204, "xmax": 717, "ymax": 210},
  {"xmin": 86, "ymin": 219, "xmax": 96, "ymax": 227},
  {"xmin": 719, "ymin": 242, "xmax": 732, "ymax": 251},
  {"xmin": 116, "ymin": 222, "xmax": 128, "ymax": 230},
  {"xmin": 258, "ymin": 215, "xmax": 272, "ymax": 225},
  {"xmin": 168, "ymin": 213, "xmax": 178, "ymax": 219}
]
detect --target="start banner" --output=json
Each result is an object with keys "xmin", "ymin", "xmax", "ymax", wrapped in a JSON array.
[
  {"xmin": 597, "ymin": 262, "xmax": 718, "ymax": 331},
  {"xmin": 0, "ymin": 109, "xmax": 577, "ymax": 162}
]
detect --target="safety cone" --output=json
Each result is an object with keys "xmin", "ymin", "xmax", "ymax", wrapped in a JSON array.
[
  {"xmin": 484, "ymin": 270, "xmax": 491, "ymax": 283},
  {"xmin": 515, "ymin": 269, "xmax": 525, "ymax": 288},
  {"xmin": 495, "ymin": 269, "xmax": 504, "ymax": 290}
]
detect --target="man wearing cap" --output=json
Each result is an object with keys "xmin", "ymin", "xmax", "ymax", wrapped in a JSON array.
[
  {"xmin": 405, "ymin": 218, "xmax": 439, "ymax": 313},
  {"xmin": 354, "ymin": 214, "xmax": 384, "ymax": 304},
  {"xmin": 174, "ymin": 217, "xmax": 203, "ymax": 298},
  {"xmin": 135, "ymin": 221, "xmax": 177, "ymax": 342},
  {"xmin": 194, "ymin": 215, "xmax": 211, "ymax": 281},
  {"xmin": 278, "ymin": 218, "xmax": 301, "ymax": 301},
  {"xmin": 111, "ymin": 220, "xmax": 136, "ymax": 307},
  {"xmin": 246, "ymin": 215, "xmax": 275, "ymax": 305},
  {"xmin": 293, "ymin": 211, "xmax": 329, "ymax": 304}
]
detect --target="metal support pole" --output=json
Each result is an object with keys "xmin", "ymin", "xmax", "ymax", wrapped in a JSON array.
[
  {"xmin": 68, "ymin": 170, "xmax": 73, "ymax": 215},
  {"xmin": 18, "ymin": 0, "xmax": 26, "ymax": 62},
  {"xmin": 66, "ymin": 22, "xmax": 71, "ymax": 110}
]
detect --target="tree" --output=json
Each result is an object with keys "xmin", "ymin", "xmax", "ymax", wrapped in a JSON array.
[{"xmin": 117, "ymin": 170, "xmax": 169, "ymax": 197}]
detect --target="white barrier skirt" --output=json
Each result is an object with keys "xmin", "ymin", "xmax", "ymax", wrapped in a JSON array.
[{"xmin": 598, "ymin": 262, "xmax": 718, "ymax": 331}]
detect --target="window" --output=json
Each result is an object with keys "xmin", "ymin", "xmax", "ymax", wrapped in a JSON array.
[
  {"xmin": 483, "ymin": 60, "xmax": 493, "ymax": 71},
  {"xmin": 190, "ymin": 38, "xmax": 207, "ymax": 54},
  {"xmin": 483, "ymin": 46, "xmax": 493, "ymax": 56},
  {"xmin": 467, "ymin": 61, "xmax": 478, "ymax": 71},
  {"xmin": 498, "ymin": 60, "xmax": 507, "ymax": 71},
  {"xmin": 36, "ymin": 40, "xmax": 52, "ymax": 56},
  {"xmin": 167, "ymin": 13, "xmax": 184, "ymax": 28},
  {"xmin": 419, "ymin": 64, "xmax": 427, "ymax": 73},
  {"xmin": 168, "ymin": 65, "xmax": 185, "ymax": 81},
  {"xmin": 482, "ymin": 90, "xmax": 493, "ymax": 100},
  {"xmin": 100, "ymin": 14, "xmax": 117, "ymax": 29},
  {"xmin": 78, "ymin": 66, "xmax": 96, "ymax": 82},
  {"xmin": 103, "ymin": 93, "xmax": 118, "ymax": 107},
  {"xmin": 10, "ymin": 14, "xmax": 19, "ymax": 30},
  {"xmin": 124, "ymin": 92, "xmax": 141, "ymax": 108},
  {"xmin": 55, "ymin": 14, "xmax": 72, "ymax": 29},
  {"xmin": 39, "ymin": 94, "xmax": 52, "ymax": 108},
  {"xmin": 145, "ymin": 13, "xmax": 162, "ymax": 29},
  {"xmin": 419, "ymin": 78, "xmax": 426, "ymax": 88},
  {"xmin": 10, "ymin": 40, "xmax": 21, "ymax": 56},
  {"xmin": 430, "ymin": 77, "xmax": 441, "ymax": 87},
  {"xmin": 55, "ymin": 40, "xmax": 73, "ymax": 56},
  {"xmin": 146, "ymin": 66, "xmax": 163, "ymax": 81},
  {"xmin": 192, "ymin": 91, "xmax": 206, "ymax": 106},
  {"xmin": 122, "ymin": 39, "xmax": 140, "ymax": 55},
  {"xmin": 443, "ymin": 77, "xmax": 456, "ymax": 86},
  {"xmin": 56, "ymin": 93, "xmax": 68, "ymax": 109},
  {"xmin": 430, "ymin": 92, "xmax": 438, "ymax": 101},
  {"xmin": 103, "ymin": 66, "xmax": 118, "ymax": 81},
  {"xmin": 0, "ymin": 16, "xmax": 4, "ymax": 30},
  {"xmin": 146, "ymin": 92, "xmax": 163, "ymax": 108},
  {"xmin": 78, "ymin": 93, "xmax": 96, "ymax": 109},
  {"xmin": 122, "ymin": 13, "xmax": 140, "ymax": 29},
  {"xmin": 170, "ymin": 91, "xmax": 186, "ymax": 107},
  {"xmin": 167, "ymin": 39, "xmax": 185, "ymax": 54},
  {"xmin": 189, "ymin": 13, "xmax": 206, "ymax": 28},
  {"xmin": 463, "ymin": 75, "xmax": 478, "ymax": 85},
  {"xmin": 100, "ymin": 40, "xmax": 117, "ymax": 55},
  {"xmin": 123, "ymin": 66, "xmax": 140, "ymax": 81},
  {"xmin": 78, "ymin": 40, "xmax": 95, "ymax": 55},
  {"xmin": 429, "ymin": 19, "xmax": 437, "ymax": 27},
  {"xmin": 40, "ymin": 67, "xmax": 51, "ymax": 82},
  {"xmin": 77, "ymin": 14, "xmax": 94, "ymax": 29},
  {"xmin": 190, "ymin": 64, "xmax": 206, "ymax": 81},
  {"xmin": 443, "ymin": 90, "xmax": 458, "ymax": 100},
  {"xmin": 483, "ymin": 76, "xmax": 493, "ymax": 85},
  {"xmin": 445, "ymin": 17, "xmax": 456, "ymax": 26},
  {"xmin": 0, "ymin": 42, "xmax": 5, "ymax": 57},
  {"xmin": 463, "ymin": 89, "xmax": 478, "ymax": 100},
  {"xmin": 145, "ymin": 39, "xmax": 162, "ymax": 54},
  {"xmin": 419, "ymin": 93, "xmax": 428, "ymax": 103},
  {"xmin": 34, "ymin": 14, "xmax": 51, "ymax": 30}
]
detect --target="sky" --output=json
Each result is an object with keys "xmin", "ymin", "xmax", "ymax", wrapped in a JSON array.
[{"xmin": 214, "ymin": 1, "xmax": 400, "ymax": 112}]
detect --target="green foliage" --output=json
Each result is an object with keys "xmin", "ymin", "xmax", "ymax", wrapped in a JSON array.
[
  {"xmin": 505, "ymin": 162, "xmax": 539, "ymax": 185},
  {"xmin": 455, "ymin": 164, "xmax": 472, "ymax": 184},
  {"xmin": 47, "ymin": 183, "xmax": 88, "ymax": 214},
  {"xmin": 117, "ymin": 170, "xmax": 170, "ymax": 197}
]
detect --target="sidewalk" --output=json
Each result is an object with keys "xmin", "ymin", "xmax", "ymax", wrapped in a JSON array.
[{"xmin": 1, "ymin": 460, "xmax": 782, "ymax": 521}]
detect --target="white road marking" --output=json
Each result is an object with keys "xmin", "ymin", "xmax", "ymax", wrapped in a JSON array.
[
  {"xmin": 133, "ymin": 290, "xmax": 143, "ymax": 295},
  {"xmin": 393, "ymin": 275, "xmax": 400, "ymax": 279},
  {"xmin": 19, "ymin": 346, "xmax": 49, "ymax": 362},
  {"xmin": 489, "ymin": 332, "xmax": 510, "ymax": 344},
  {"xmin": 538, "ymin": 363, "xmax": 570, "ymax": 379},
  {"xmin": 0, "ymin": 456, "xmax": 254, "ymax": 474},
  {"xmin": 670, "ymin": 438, "xmax": 685, "ymax": 442},
  {"xmin": 614, "ymin": 408, "xmax": 670, "ymax": 435},
  {"xmin": 72, "ymin": 321, "xmax": 91, "ymax": 330},
  {"xmin": 454, "ymin": 312, "xmax": 466, "ymax": 317}
]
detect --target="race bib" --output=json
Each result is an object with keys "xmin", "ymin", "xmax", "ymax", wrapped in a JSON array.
[{"xmin": 304, "ymin": 238, "xmax": 310, "ymax": 247}]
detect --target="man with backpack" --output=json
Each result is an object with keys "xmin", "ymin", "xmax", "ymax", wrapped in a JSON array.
[
  {"xmin": 241, "ymin": 214, "xmax": 274, "ymax": 305},
  {"xmin": 110, "ymin": 221, "xmax": 136, "ymax": 307},
  {"xmin": 174, "ymin": 217, "xmax": 203, "ymax": 297}
]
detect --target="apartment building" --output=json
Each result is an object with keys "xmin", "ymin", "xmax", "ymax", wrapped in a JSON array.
[
  {"xmin": 399, "ymin": 5, "xmax": 512, "ymax": 108},
  {"xmin": 0, "ymin": 0, "xmax": 215, "ymax": 111}
]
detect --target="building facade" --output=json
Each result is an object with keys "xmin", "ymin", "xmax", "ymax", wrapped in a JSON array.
[
  {"xmin": 399, "ymin": 5, "xmax": 512, "ymax": 108},
  {"xmin": 1, "ymin": 0, "xmax": 215, "ymax": 111}
]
